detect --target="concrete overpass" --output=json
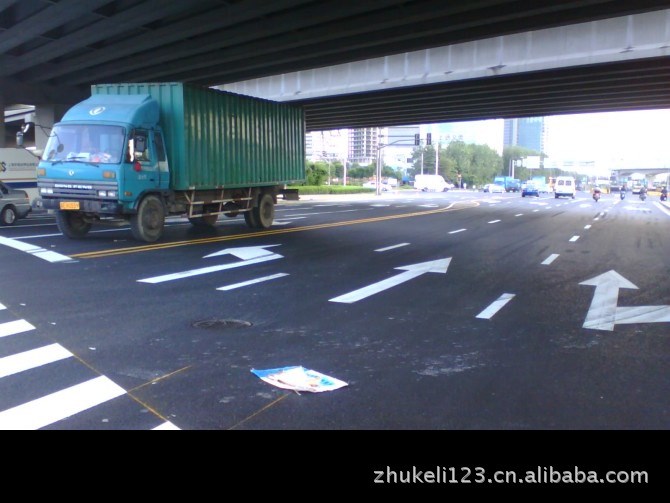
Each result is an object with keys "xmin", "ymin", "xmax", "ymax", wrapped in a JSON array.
[{"xmin": 3, "ymin": 0, "xmax": 670, "ymax": 141}]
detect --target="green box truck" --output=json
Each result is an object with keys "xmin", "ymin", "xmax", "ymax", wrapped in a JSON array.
[{"xmin": 34, "ymin": 82, "xmax": 305, "ymax": 242}]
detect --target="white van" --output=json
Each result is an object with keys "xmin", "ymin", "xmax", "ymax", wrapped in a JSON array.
[
  {"xmin": 554, "ymin": 176, "xmax": 576, "ymax": 199},
  {"xmin": 414, "ymin": 174, "xmax": 450, "ymax": 192}
]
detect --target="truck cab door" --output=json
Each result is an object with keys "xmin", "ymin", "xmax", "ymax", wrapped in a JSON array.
[{"xmin": 129, "ymin": 130, "xmax": 169, "ymax": 193}]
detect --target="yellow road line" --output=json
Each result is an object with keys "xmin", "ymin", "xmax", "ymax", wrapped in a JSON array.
[{"xmin": 72, "ymin": 201, "xmax": 479, "ymax": 259}]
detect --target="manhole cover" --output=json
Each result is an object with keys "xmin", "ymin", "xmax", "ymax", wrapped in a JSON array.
[{"xmin": 192, "ymin": 319, "xmax": 253, "ymax": 329}]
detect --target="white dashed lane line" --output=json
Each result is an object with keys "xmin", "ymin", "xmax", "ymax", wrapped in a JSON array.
[
  {"xmin": 542, "ymin": 254, "xmax": 560, "ymax": 265},
  {"xmin": 476, "ymin": 293, "xmax": 516, "ymax": 320}
]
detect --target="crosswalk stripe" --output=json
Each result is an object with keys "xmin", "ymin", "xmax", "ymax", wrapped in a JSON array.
[
  {"xmin": 0, "ymin": 319, "xmax": 35, "ymax": 338},
  {"xmin": 0, "ymin": 343, "xmax": 72, "ymax": 379},
  {"xmin": 0, "ymin": 376, "xmax": 126, "ymax": 430},
  {"xmin": 153, "ymin": 421, "xmax": 181, "ymax": 430}
]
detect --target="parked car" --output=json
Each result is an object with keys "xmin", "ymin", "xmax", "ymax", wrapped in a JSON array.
[
  {"xmin": 483, "ymin": 183, "xmax": 504, "ymax": 194},
  {"xmin": 362, "ymin": 181, "xmax": 389, "ymax": 191},
  {"xmin": 0, "ymin": 181, "xmax": 32, "ymax": 226},
  {"xmin": 521, "ymin": 182, "xmax": 540, "ymax": 197}
]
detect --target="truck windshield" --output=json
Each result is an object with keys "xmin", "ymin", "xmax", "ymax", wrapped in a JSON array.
[{"xmin": 42, "ymin": 124, "xmax": 125, "ymax": 164}]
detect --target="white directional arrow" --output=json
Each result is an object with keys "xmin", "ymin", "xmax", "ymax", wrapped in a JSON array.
[
  {"xmin": 581, "ymin": 270, "xmax": 670, "ymax": 330},
  {"xmin": 203, "ymin": 244, "xmax": 281, "ymax": 260},
  {"xmin": 614, "ymin": 305, "xmax": 670, "ymax": 324},
  {"xmin": 580, "ymin": 270, "xmax": 638, "ymax": 331},
  {"xmin": 329, "ymin": 258, "xmax": 451, "ymax": 304},
  {"xmin": 139, "ymin": 245, "xmax": 283, "ymax": 284}
]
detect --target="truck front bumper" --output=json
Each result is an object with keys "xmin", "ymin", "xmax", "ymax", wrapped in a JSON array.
[{"xmin": 41, "ymin": 197, "xmax": 123, "ymax": 214}]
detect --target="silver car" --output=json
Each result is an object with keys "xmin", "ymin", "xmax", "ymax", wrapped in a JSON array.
[{"xmin": 0, "ymin": 181, "xmax": 32, "ymax": 225}]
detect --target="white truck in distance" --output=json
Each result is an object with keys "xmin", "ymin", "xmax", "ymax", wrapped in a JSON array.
[{"xmin": 414, "ymin": 174, "xmax": 450, "ymax": 192}]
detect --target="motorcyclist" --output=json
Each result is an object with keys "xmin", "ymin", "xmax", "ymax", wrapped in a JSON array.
[
  {"xmin": 661, "ymin": 186, "xmax": 668, "ymax": 201},
  {"xmin": 592, "ymin": 186, "xmax": 601, "ymax": 201},
  {"xmin": 639, "ymin": 185, "xmax": 647, "ymax": 200},
  {"xmin": 620, "ymin": 184, "xmax": 626, "ymax": 199}
]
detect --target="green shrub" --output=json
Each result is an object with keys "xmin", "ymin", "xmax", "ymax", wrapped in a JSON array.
[{"xmin": 288, "ymin": 185, "xmax": 376, "ymax": 195}]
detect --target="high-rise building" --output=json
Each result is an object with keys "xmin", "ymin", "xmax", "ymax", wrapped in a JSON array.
[
  {"xmin": 503, "ymin": 117, "xmax": 545, "ymax": 153},
  {"xmin": 348, "ymin": 127, "xmax": 381, "ymax": 165}
]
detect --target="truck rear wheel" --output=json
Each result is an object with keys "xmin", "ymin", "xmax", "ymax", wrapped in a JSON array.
[
  {"xmin": 56, "ymin": 210, "xmax": 91, "ymax": 238},
  {"xmin": 252, "ymin": 193, "xmax": 274, "ymax": 229},
  {"xmin": 131, "ymin": 195, "xmax": 165, "ymax": 242}
]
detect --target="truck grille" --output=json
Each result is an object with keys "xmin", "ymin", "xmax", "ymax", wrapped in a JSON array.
[{"xmin": 39, "ymin": 178, "xmax": 118, "ymax": 199}]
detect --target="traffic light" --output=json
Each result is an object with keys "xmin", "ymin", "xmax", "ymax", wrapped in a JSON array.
[
  {"xmin": 414, "ymin": 133, "xmax": 420, "ymax": 145},
  {"xmin": 426, "ymin": 133, "xmax": 432, "ymax": 145}
]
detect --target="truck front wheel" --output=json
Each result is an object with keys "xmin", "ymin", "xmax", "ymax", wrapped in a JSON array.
[
  {"xmin": 252, "ymin": 193, "xmax": 275, "ymax": 229},
  {"xmin": 131, "ymin": 195, "xmax": 165, "ymax": 242},
  {"xmin": 56, "ymin": 210, "xmax": 91, "ymax": 238}
]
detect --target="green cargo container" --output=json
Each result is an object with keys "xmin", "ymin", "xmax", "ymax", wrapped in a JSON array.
[{"xmin": 91, "ymin": 82, "xmax": 305, "ymax": 190}]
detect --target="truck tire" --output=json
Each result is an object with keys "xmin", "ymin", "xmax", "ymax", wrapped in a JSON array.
[
  {"xmin": 188, "ymin": 215, "xmax": 218, "ymax": 228},
  {"xmin": 131, "ymin": 195, "xmax": 165, "ymax": 242},
  {"xmin": 252, "ymin": 193, "xmax": 274, "ymax": 229},
  {"xmin": 56, "ymin": 210, "xmax": 91, "ymax": 238},
  {"xmin": 1, "ymin": 206, "xmax": 17, "ymax": 226},
  {"xmin": 244, "ymin": 209, "xmax": 259, "ymax": 228}
]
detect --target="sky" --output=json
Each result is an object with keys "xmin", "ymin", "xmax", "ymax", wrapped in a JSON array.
[
  {"xmin": 543, "ymin": 109, "xmax": 670, "ymax": 173},
  {"xmin": 432, "ymin": 109, "xmax": 670, "ymax": 177},
  {"xmin": 315, "ymin": 108, "xmax": 670, "ymax": 178}
]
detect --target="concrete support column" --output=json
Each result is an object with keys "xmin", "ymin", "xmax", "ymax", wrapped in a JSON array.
[{"xmin": 33, "ymin": 104, "xmax": 68, "ymax": 153}]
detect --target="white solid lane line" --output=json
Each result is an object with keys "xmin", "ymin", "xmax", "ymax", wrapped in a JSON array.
[{"xmin": 0, "ymin": 236, "xmax": 73, "ymax": 263}]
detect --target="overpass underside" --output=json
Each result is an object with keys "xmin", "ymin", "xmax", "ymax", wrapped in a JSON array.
[{"xmin": 222, "ymin": 10, "xmax": 670, "ymax": 132}]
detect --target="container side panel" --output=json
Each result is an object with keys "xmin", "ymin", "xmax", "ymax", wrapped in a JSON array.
[{"xmin": 92, "ymin": 83, "xmax": 304, "ymax": 190}]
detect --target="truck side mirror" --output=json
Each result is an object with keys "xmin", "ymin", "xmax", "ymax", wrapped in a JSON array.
[
  {"xmin": 135, "ymin": 136, "xmax": 146, "ymax": 152},
  {"xmin": 16, "ymin": 123, "xmax": 32, "ymax": 147}
]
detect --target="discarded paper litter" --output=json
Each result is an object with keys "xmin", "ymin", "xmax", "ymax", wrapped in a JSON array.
[{"xmin": 251, "ymin": 366, "xmax": 348, "ymax": 393}]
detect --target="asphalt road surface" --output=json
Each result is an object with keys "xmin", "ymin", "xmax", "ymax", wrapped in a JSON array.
[{"xmin": 1, "ymin": 188, "xmax": 669, "ymax": 434}]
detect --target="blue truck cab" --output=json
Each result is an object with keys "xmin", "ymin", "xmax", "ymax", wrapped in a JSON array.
[{"xmin": 39, "ymin": 94, "xmax": 167, "ymax": 215}]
